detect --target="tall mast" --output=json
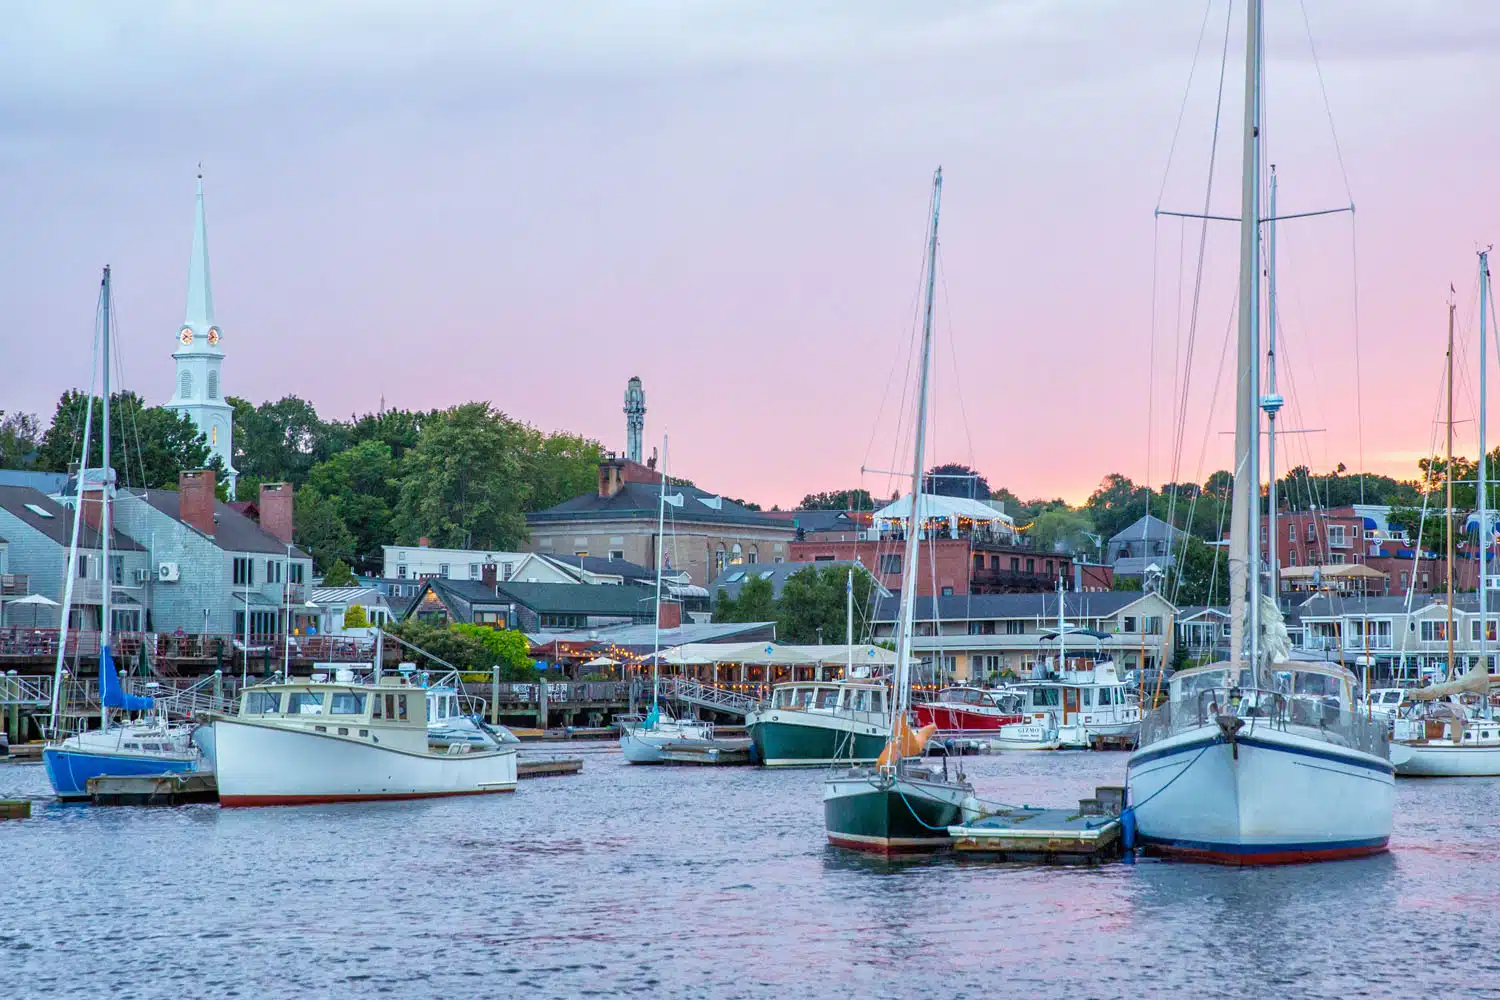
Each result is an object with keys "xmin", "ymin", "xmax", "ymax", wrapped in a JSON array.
[
  {"xmin": 1447, "ymin": 298, "xmax": 1456, "ymax": 678},
  {"xmin": 100, "ymin": 265, "xmax": 114, "ymax": 733},
  {"xmin": 1229, "ymin": 0, "xmax": 1264, "ymax": 678},
  {"xmin": 1480, "ymin": 250, "xmax": 1492, "ymax": 683},
  {"xmin": 650, "ymin": 436, "xmax": 669, "ymax": 712},
  {"xmin": 1264, "ymin": 167, "xmax": 1284, "ymax": 606},
  {"xmin": 845, "ymin": 567, "xmax": 854, "ymax": 680},
  {"xmin": 891, "ymin": 166, "xmax": 943, "ymax": 744}
]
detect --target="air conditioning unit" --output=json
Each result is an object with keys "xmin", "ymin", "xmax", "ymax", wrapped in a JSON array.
[
  {"xmin": 158, "ymin": 562, "xmax": 181, "ymax": 583},
  {"xmin": 133, "ymin": 568, "xmax": 151, "ymax": 584}
]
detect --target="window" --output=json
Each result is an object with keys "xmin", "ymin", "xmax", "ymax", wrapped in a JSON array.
[
  {"xmin": 1010, "ymin": 558, "xmax": 1020, "ymax": 572},
  {"xmin": 878, "ymin": 554, "xmax": 902, "ymax": 575},
  {"xmin": 111, "ymin": 555, "xmax": 124, "ymax": 585},
  {"xmin": 1328, "ymin": 525, "xmax": 1349, "ymax": 548},
  {"xmin": 1421, "ymin": 573, "xmax": 1430, "ymax": 590},
  {"xmin": 470, "ymin": 562, "xmax": 482, "ymax": 579},
  {"xmin": 207, "ymin": 369, "xmax": 219, "ymax": 399},
  {"xmin": 1099, "ymin": 687, "xmax": 1113, "ymax": 706},
  {"xmin": 869, "ymin": 690, "xmax": 884, "ymax": 713},
  {"xmin": 990, "ymin": 556, "xmax": 1000, "ymax": 571},
  {"xmin": 1026, "ymin": 559, "xmax": 1036, "ymax": 573},
  {"xmin": 1329, "ymin": 553, "xmax": 1346, "ymax": 565},
  {"xmin": 180, "ymin": 371, "xmax": 193, "ymax": 398},
  {"xmin": 78, "ymin": 555, "xmax": 89, "ymax": 579},
  {"xmin": 1306, "ymin": 523, "xmax": 1317, "ymax": 542},
  {"xmin": 267, "ymin": 559, "xmax": 282, "ymax": 583},
  {"xmin": 940, "ymin": 586, "xmax": 954, "ymax": 596},
  {"xmin": 287, "ymin": 691, "xmax": 324, "ymax": 715},
  {"xmin": 233, "ymin": 557, "xmax": 253, "ymax": 587},
  {"xmin": 330, "ymin": 692, "xmax": 367, "ymax": 715},
  {"xmin": 397, "ymin": 695, "xmax": 408, "ymax": 721},
  {"xmin": 1045, "ymin": 560, "xmax": 1054, "ymax": 575},
  {"xmin": 1288, "ymin": 523, "xmax": 1296, "ymax": 542},
  {"xmin": 730, "ymin": 543, "xmax": 744, "ymax": 565},
  {"xmin": 747, "ymin": 547, "xmax": 758, "ymax": 564},
  {"xmin": 1260, "ymin": 524, "xmax": 1267, "ymax": 541},
  {"xmin": 1288, "ymin": 551, "xmax": 1297, "ymax": 566},
  {"xmin": 1420, "ymin": 620, "xmax": 1448, "ymax": 642},
  {"xmin": 969, "ymin": 621, "xmax": 996, "ymax": 635},
  {"xmin": 24, "ymin": 503, "xmax": 54, "ymax": 518},
  {"xmin": 503, "ymin": 562, "xmax": 514, "ymax": 580},
  {"xmin": 244, "ymin": 691, "xmax": 281, "ymax": 715},
  {"xmin": 713, "ymin": 546, "xmax": 727, "ymax": 572},
  {"xmin": 289, "ymin": 563, "xmax": 304, "ymax": 584},
  {"xmin": 1400, "ymin": 571, "xmax": 1409, "ymax": 589},
  {"xmin": 1006, "ymin": 620, "xmax": 1025, "ymax": 635},
  {"xmin": 397, "ymin": 565, "xmax": 407, "ymax": 579},
  {"xmin": 610, "ymin": 550, "xmax": 625, "ymax": 561},
  {"xmin": 438, "ymin": 563, "xmax": 450, "ymax": 578},
  {"xmin": 1123, "ymin": 616, "xmax": 1138, "ymax": 633},
  {"xmin": 1472, "ymin": 619, "xmax": 1499, "ymax": 643}
]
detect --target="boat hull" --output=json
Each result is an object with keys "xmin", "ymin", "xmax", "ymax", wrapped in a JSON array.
[
  {"xmin": 823, "ymin": 771, "xmax": 971, "ymax": 853},
  {"xmin": 43, "ymin": 747, "xmax": 197, "ymax": 801},
  {"xmin": 1126, "ymin": 724, "xmax": 1394, "ymax": 865},
  {"xmin": 1390, "ymin": 741, "xmax": 1500, "ymax": 777},
  {"xmin": 213, "ymin": 718, "xmax": 518, "ymax": 806},
  {"xmin": 912, "ymin": 704, "xmax": 1023, "ymax": 734},
  {"xmin": 746, "ymin": 711, "xmax": 887, "ymax": 767}
]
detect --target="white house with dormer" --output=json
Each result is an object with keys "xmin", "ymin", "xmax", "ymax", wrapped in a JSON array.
[{"xmin": 165, "ymin": 172, "xmax": 237, "ymax": 497}]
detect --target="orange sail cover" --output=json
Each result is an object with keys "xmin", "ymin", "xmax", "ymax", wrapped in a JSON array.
[{"xmin": 876, "ymin": 717, "xmax": 937, "ymax": 768}]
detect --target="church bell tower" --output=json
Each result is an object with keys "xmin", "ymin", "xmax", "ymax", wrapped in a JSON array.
[{"xmin": 166, "ymin": 170, "xmax": 237, "ymax": 497}]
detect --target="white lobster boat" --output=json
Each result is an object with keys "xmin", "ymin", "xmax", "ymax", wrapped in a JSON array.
[
  {"xmin": 1388, "ymin": 669, "xmax": 1500, "ymax": 777},
  {"xmin": 1127, "ymin": 662, "xmax": 1393, "ymax": 864},
  {"xmin": 214, "ymin": 677, "xmax": 518, "ymax": 806}
]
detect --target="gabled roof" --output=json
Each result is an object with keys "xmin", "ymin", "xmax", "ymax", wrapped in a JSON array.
[
  {"xmin": 0, "ymin": 485, "xmax": 143, "ymax": 551},
  {"xmin": 0, "ymin": 470, "xmax": 69, "ymax": 494},
  {"xmin": 540, "ymin": 619, "xmax": 776, "ymax": 648},
  {"xmin": 1109, "ymin": 514, "xmax": 1186, "ymax": 544},
  {"xmin": 310, "ymin": 586, "xmax": 390, "ymax": 608},
  {"xmin": 527, "ymin": 482, "xmax": 791, "ymax": 530},
  {"xmin": 870, "ymin": 590, "xmax": 1170, "ymax": 624},
  {"xmin": 412, "ymin": 577, "xmax": 658, "ymax": 621},
  {"xmin": 540, "ymin": 553, "xmax": 657, "ymax": 583},
  {"xmin": 136, "ymin": 488, "xmax": 307, "ymax": 557}
]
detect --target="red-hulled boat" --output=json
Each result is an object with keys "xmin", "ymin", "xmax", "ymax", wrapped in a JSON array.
[{"xmin": 914, "ymin": 686, "xmax": 1026, "ymax": 735}]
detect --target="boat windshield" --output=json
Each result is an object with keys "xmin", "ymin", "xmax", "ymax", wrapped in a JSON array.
[
  {"xmin": 287, "ymin": 691, "xmax": 325, "ymax": 715},
  {"xmin": 243, "ymin": 690, "xmax": 281, "ymax": 715},
  {"xmin": 330, "ymin": 692, "xmax": 366, "ymax": 715},
  {"xmin": 1172, "ymin": 668, "xmax": 1253, "ymax": 700},
  {"xmin": 1030, "ymin": 688, "xmax": 1061, "ymax": 707},
  {"xmin": 814, "ymin": 688, "xmax": 839, "ymax": 710}
]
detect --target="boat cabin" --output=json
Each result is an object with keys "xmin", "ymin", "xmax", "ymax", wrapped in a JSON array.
[
  {"xmin": 1169, "ymin": 661, "xmax": 1357, "ymax": 712},
  {"xmin": 237, "ymin": 677, "xmax": 429, "ymax": 752},
  {"xmin": 929, "ymin": 686, "xmax": 1025, "ymax": 713},
  {"xmin": 767, "ymin": 680, "xmax": 889, "ymax": 721}
]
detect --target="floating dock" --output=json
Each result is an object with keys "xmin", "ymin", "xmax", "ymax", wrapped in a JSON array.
[
  {"xmin": 88, "ymin": 772, "xmax": 219, "ymax": 806},
  {"xmin": 517, "ymin": 757, "xmax": 583, "ymax": 779},
  {"xmin": 656, "ymin": 739, "xmax": 754, "ymax": 766},
  {"xmin": 949, "ymin": 786, "xmax": 1126, "ymax": 864},
  {"xmin": 0, "ymin": 799, "xmax": 31, "ymax": 819}
]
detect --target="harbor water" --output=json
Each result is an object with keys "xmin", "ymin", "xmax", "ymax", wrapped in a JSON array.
[{"xmin": 3, "ymin": 747, "xmax": 1498, "ymax": 999}]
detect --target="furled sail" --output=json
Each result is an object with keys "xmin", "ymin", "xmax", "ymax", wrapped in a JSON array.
[
  {"xmin": 99, "ymin": 646, "xmax": 154, "ymax": 711},
  {"xmin": 1404, "ymin": 669, "xmax": 1495, "ymax": 702}
]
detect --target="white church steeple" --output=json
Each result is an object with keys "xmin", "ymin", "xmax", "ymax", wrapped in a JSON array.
[{"xmin": 166, "ymin": 169, "xmax": 237, "ymax": 497}]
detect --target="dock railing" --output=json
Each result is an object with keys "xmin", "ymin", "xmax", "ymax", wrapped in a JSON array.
[{"xmin": 660, "ymin": 677, "xmax": 763, "ymax": 718}]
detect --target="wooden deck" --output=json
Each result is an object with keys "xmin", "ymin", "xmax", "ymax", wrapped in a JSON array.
[{"xmin": 949, "ymin": 786, "xmax": 1127, "ymax": 864}]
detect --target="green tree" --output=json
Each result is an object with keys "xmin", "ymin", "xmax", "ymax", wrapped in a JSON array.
[
  {"xmin": 714, "ymin": 575, "xmax": 777, "ymax": 623},
  {"xmin": 1168, "ymin": 535, "xmax": 1226, "ymax": 606},
  {"xmin": 305, "ymin": 439, "xmax": 399, "ymax": 571},
  {"xmin": 348, "ymin": 407, "xmax": 428, "ymax": 461},
  {"xmin": 343, "ymin": 604, "xmax": 370, "ymax": 628},
  {"xmin": 391, "ymin": 620, "xmax": 537, "ymax": 680},
  {"xmin": 392, "ymin": 402, "xmax": 529, "ymax": 548},
  {"xmin": 774, "ymin": 565, "xmax": 877, "ymax": 643},
  {"xmin": 925, "ymin": 462, "xmax": 990, "ymax": 499},
  {"xmin": 517, "ymin": 428, "xmax": 606, "ymax": 513},
  {"xmin": 0, "ymin": 411, "xmax": 42, "ymax": 467},
  {"xmin": 1085, "ymin": 472, "xmax": 1152, "ymax": 542},
  {"xmin": 451, "ymin": 623, "xmax": 535, "ymax": 680},
  {"xmin": 230, "ymin": 395, "xmax": 346, "ymax": 486},
  {"xmin": 295, "ymin": 487, "xmax": 358, "ymax": 573},
  {"xmin": 321, "ymin": 557, "xmax": 356, "ymax": 586},
  {"xmin": 37, "ymin": 389, "xmax": 217, "ymax": 487},
  {"xmin": 1028, "ymin": 508, "xmax": 1096, "ymax": 555},
  {"xmin": 799, "ymin": 489, "xmax": 876, "ymax": 510}
]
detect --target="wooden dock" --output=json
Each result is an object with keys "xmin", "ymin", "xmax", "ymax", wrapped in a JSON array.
[
  {"xmin": 88, "ymin": 772, "xmax": 219, "ymax": 806},
  {"xmin": 5, "ymin": 742, "xmax": 44, "ymax": 761},
  {"xmin": 949, "ymin": 786, "xmax": 1126, "ymax": 864},
  {"xmin": 517, "ymin": 757, "xmax": 583, "ymax": 779},
  {"xmin": 656, "ymin": 739, "xmax": 754, "ymax": 766},
  {"xmin": 0, "ymin": 799, "xmax": 31, "ymax": 819}
]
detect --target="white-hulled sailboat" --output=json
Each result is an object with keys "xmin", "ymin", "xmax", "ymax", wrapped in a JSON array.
[
  {"xmin": 44, "ymin": 267, "xmax": 201, "ymax": 799},
  {"xmin": 823, "ymin": 167, "xmax": 973, "ymax": 852},
  {"xmin": 1124, "ymin": 0, "xmax": 1394, "ymax": 864}
]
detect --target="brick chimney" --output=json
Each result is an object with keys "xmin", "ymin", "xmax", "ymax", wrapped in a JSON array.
[
  {"xmin": 258, "ymin": 482, "xmax": 294, "ymax": 545},
  {"xmin": 418, "ymin": 536, "xmax": 430, "ymax": 548},
  {"xmin": 482, "ymin": 562, "xmax": 498, "ymax": 587},
  {"xmin": 598, "ymin": 455, "xmax": 663, "ymax": 498},
  {"xmin": 657, "ymin": 599, "xmax": 682, "ymax": 630},
  {"xmin": 179, "ymin": 469, "xmax": 216, "ymax": 536},
  {"xmin": 598, "ymin": 459, "xmax": 624, "ymax": 498},
  {"xmin": 80, "ymin": 489, "xmax": 104, "ymax": 534}
]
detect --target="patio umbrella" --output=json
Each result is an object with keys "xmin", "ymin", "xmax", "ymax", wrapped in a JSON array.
[{"xmin": 6, "ymin": 593, "xmax": 60, "ymax": 627}]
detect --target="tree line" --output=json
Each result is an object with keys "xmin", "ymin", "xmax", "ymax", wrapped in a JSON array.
[{"xmin": 3, "ymin": 392, "xmax": 607, "ymax": 576}]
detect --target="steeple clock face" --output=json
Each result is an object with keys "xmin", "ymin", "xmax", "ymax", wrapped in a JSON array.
[
  {"xmin": 179, "ymin": 326, "xmax": 194, "ymax": 345},
  {"xmin": 207, "ymin": 326, "xmax": 221, "ymax": 346}
]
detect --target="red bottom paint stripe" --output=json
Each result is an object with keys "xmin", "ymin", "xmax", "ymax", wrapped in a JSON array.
[
  {"xmin": 221, "ymin": 787, "xmax": 517, "ymax": 807},
  {"xmin": 1148, "ymin": 840, "xmax": 1388, "ymax": 866},
  {"xmin": 826, "ymin": 835, "xmax": 949, "ymax": 855}
]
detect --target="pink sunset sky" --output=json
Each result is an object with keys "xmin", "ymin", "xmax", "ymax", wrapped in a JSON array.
[{"xmin": 2, "ymin": 2, "xmax": 1497, "ymax": 510}]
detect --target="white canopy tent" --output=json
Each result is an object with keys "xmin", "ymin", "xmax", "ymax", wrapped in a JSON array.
[{"xmin": 871, "ymin": 494, "xmax": 1017, "ymax": 542}]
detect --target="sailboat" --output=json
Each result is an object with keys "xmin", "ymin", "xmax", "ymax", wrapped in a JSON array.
[
  {"xmin": 43, "ymin": 267, "xmax": 201, "ymax": 800},
  {"xmin": 619, "ymin": 437, "xmax": 731, "ymax": 763},
  {"xmin": 823, "ymin": 167, "xmax": 974, "ymax": 852},
  {"xmin": 1124, "ymin": 0, "xmax": 1394, "ymax": 863},
  {"xmin": 1390, "ymin": 252, "xmax": 1500, "ymax": 776}
]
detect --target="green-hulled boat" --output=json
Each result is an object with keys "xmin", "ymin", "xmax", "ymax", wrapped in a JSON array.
[
  {"xmin": 822, "ymin": 166, "xmax": 972, "ymax": 854},
  {"xmin": 746, "ymin": 679, "xmax": 889, "ymax": 767}
]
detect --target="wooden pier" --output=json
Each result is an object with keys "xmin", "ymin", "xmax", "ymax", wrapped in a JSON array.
[
  {"xmin": 949, "ymin": 786, "xmax": 1127, "ymax": 864},
  {"xmin": 0, "ymin": 799, "xmax": 31, "ymax": 819},
  {"xmin": 655, "ymin": 739, "xmax": 754, "ymax": 766},
  {"xmin": 517, "ymin": 758, "xmax": 583, "ymax": 779}
]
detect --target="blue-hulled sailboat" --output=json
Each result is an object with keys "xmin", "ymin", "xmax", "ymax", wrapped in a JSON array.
[{"xmin": 42, "ymin": 266, "xmax": 201, "ymax": 800}]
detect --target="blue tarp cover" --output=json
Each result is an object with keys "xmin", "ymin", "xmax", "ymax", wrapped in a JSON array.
[{"xmin": 100, "ymin": 646, "xmax": 153, "ymax": 711}]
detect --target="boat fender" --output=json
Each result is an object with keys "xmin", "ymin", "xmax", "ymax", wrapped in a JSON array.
[
  {"xmin": 960, "ymin": 794, "xmax": 983, "ymax": 824},
  {"xmin": 1120, "ymin": 806, "xmax": 1137, "ymax": 851}
]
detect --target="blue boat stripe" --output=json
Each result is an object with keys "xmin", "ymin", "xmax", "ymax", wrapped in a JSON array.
[{"xmin": 1128, "ymin": 732, "xmax": 1393, "ymax": 776}]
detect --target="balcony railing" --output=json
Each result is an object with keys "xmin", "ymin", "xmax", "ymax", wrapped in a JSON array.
[
  {"xmin": 1344, "ymin": 635, "xmax": 1394, "ymax": 650},
  {"xmin": 970, "ymin": 569, "xmax": 1058, "ymax": 592},
  {"xmin": 0, "ymin": 629, "xmax": 377, "ymax": 664}
]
